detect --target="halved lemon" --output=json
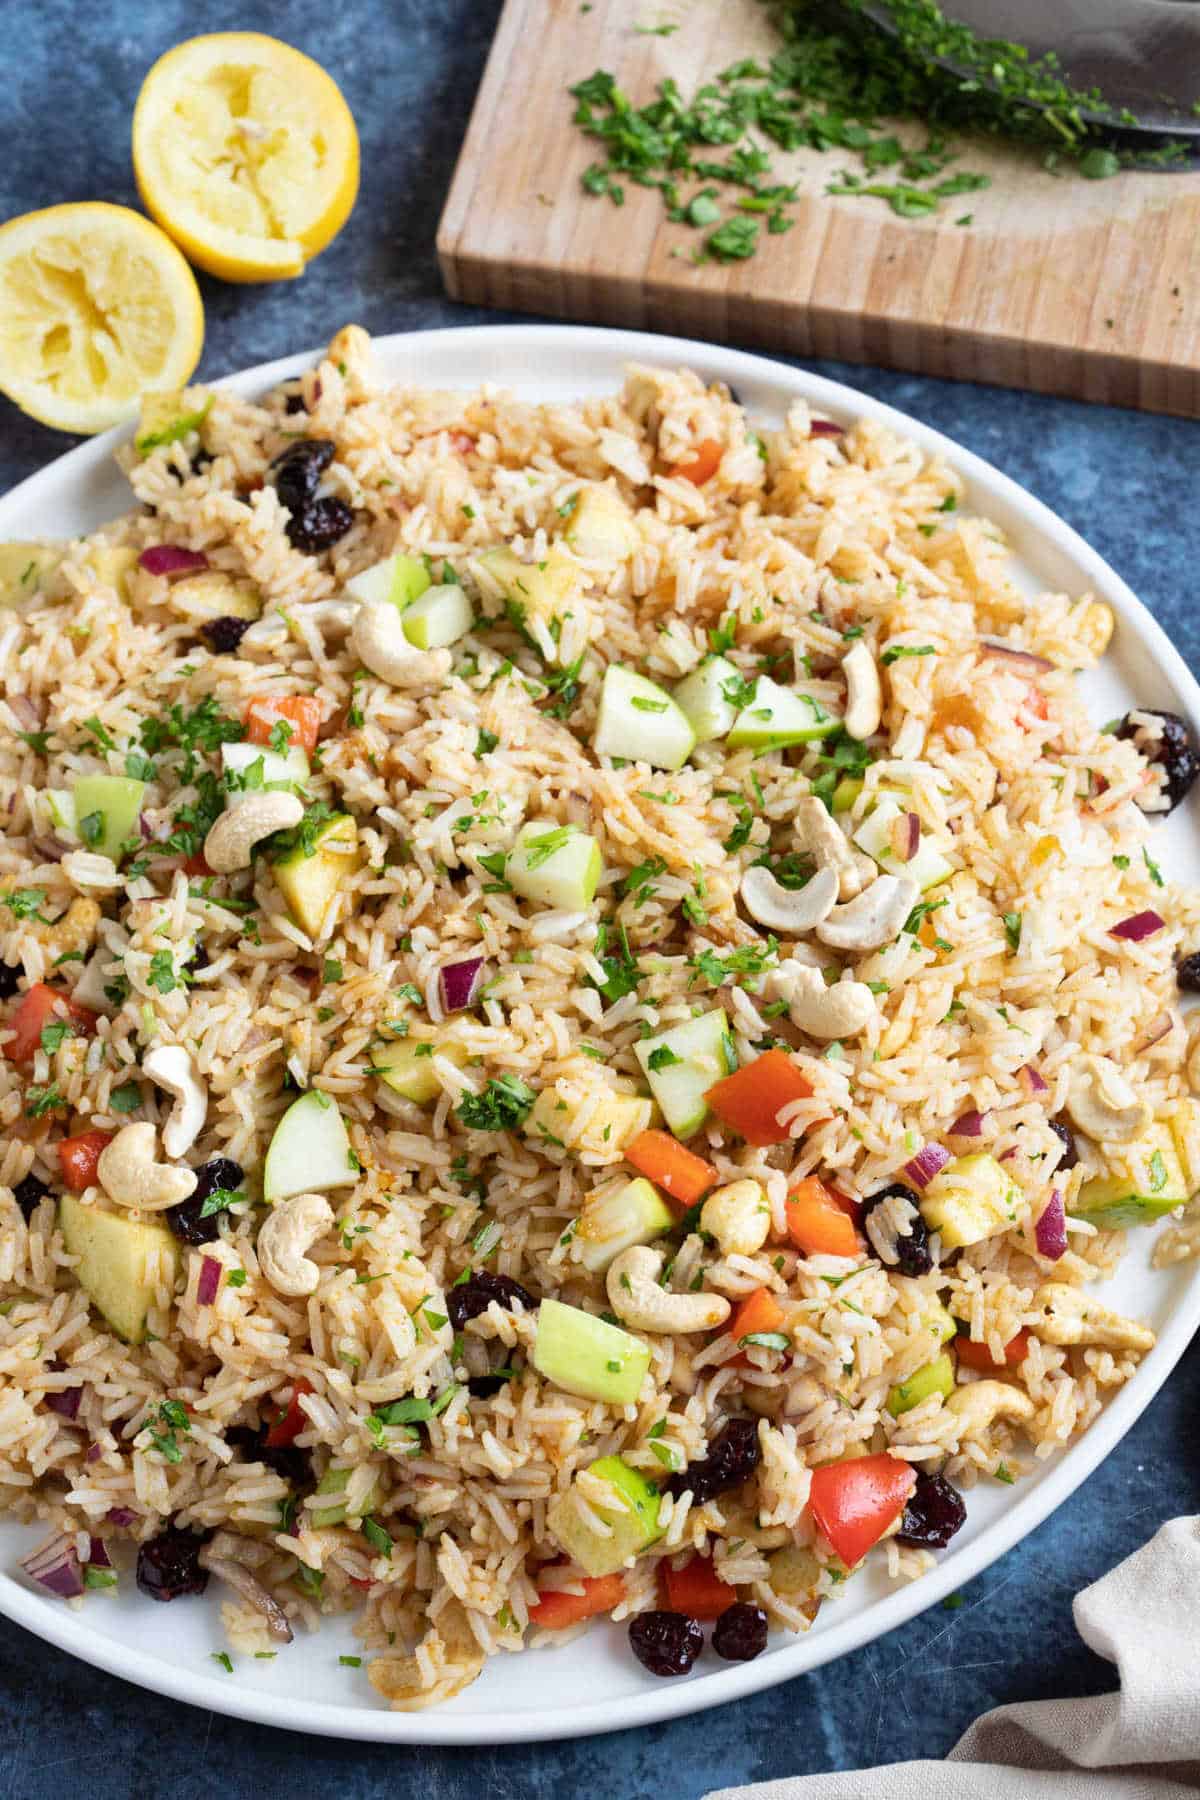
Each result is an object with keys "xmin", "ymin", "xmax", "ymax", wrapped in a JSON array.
[
  {"xmin": 133, "ymin": 33, "xmax": 360, "ymax": 283},
  {"xmin": 0, "ymin": 203, "xmax": 204, "ymax": 435}
]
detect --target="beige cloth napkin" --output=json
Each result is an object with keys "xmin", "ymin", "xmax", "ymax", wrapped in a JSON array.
[{"xmin": 708, "ymin": 1517, "xmax": 1200, "ymax": 1800}]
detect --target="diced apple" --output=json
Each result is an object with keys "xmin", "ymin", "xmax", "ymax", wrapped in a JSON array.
[
  {"xmin": 344, "ymin": 552, "xmax": 431, "ymax": 610},
  {"xmin": 563, "ymin": 486, "xmax": 641, "ymax": 561},
  {"xmin": 672, "ymin": 656, "xmax": 741, "ymax": 744},
  {"xmin": 635, "ymin": 1009, "xmax": 735, "ymax": 1139},
  {"xmin": 263, "ymin": 1089, "xmax": 359, "ymax": 1203},
  {"xmin": 271, "ymin": 813, "xmax": 361, "ymax": 938},
  {"xmin": 546, "ymin": 1455, "xmax": 663, "ymax": 1576},
  {"xmin": 169, "ymin": 570, "xmax": 261, "ymax": 623},
  {"xmin": 594, "ymin": 666, "xmax": 696, "ymax": 772},
  {"xmin": 506, "ymin": 821, "xmax": 601, "ymax": 911},
  {"xmin": 401, "ymin": 583, "xmax": 474, "ymax": 649},
  {"xmin": 727, "ymin": 676, "xmax": 838, "ymax": 750},
  {"xmin": 221, "ymin": 740, "xmax": 310, "ymax": 788},
  {"xmin": 371, "ymin": 1035, "xmax": 468, "ymax": 1104},
  {"xmin": 853, "ymin": 796, "xmax": 954, "ymax": 893},
  {"xmin": 0, "ymin": 542, "xmax": 63, "ymax": 606},
  {"xmin": 59, "ymin": 1193, "xmax": 180, "ymax": 1345},
  {"xmin": 573, "ymin": 1176, "xmax": 674, "ymax": 1272},
  {"xmin": 71, "ymin": 775, "xmax": 145, "ymax": 862},
  {"xmin": 920, "ymin": 1153, "xmax": 1023, "ymax": 1250}
]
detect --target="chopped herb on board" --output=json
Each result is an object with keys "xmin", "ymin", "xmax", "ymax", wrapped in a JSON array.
[{"xmin": 569, "ymin": 0, "xmax": 1181, "ymax": 262}]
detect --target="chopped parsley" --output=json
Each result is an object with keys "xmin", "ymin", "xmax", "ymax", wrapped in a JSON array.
[
  {"xmin": 109, "ymin": 1081, "xmax": 143, "ymax": 1114},
  {"xmin": 1002, "ymin": 911, "xmax": 1022, "ymax": 953},
  {"xmin": 457, "ymin": 1074, "xmax": 537, "ymax": 1133},
  {"xmin": 881, "ymin": 644, "xmax": 936, "ymax": 666}
]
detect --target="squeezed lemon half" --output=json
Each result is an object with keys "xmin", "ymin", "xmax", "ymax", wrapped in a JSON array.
[
  {"xmin": 132, "ymin": 32, "xmax": 360, "ymax": 283},
  {"xmin": 0, "ymin": 202, "xmax": 204, "ymax": 434}
]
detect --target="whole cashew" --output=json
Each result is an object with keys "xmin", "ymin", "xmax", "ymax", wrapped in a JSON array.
[
  {"xmin": 204, "ymin": 791, "xmax": 305, "ymax": 875},
  {"xmin": 842, "ymin": 641, "xmax": 883, "ymax": 741},
  {"xmin": 793, "ymin": 796, "xmax": 864, "ymax": 900},
  {"xmin": 700, "ymin": 1179, "xmax": 771, "ymax": 1257},
  {"xmin": 349, "ymin": 599, "xmax": 452, "ymax": 690},
  {"xmin": 1065, "ymin": 1055, "xmax": 1151, "ymax": 1143},
  {"xmin": 142, "ymin": 1044, "xmax": 208, "ymax": 1160},
  {"xmin": 607, "ymin": 1245, "xmax": 731, "ymax": 1335},
  {"xmin": 776, "ymin": 961, "xmax": 875, "ymax": 1041},
  {"xmin": 98, "ymin": 1122, "xmax": 198, "ymax": 1211},
  {"xmin": 1030, "ymin": 1282, "xmax": 1155, "ymax": 1353},
  {"xmin": 945, "ymin": 1378, "xmax": 1035, "ymax": 1436},
  {"xmin": 257, "ymin": 1192, "xmax": 334, "ymax": 1297},
  {"xmin": 816, "ymin": 874, "xmax": 919, "ymax": 953},
  {"xmin": 740, "ymin": 864, "xmax": 837, "ymax": 934}
]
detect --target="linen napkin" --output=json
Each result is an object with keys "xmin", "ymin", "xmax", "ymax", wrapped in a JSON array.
[{"xmin": 707, "ymin": 1516, "xmax": 1200, "ymax": 1800}]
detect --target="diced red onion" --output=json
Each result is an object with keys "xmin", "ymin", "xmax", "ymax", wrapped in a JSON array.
[
  {"xmin": 809, "ymin": 419, "xmax": 845, "ymax": 438},
  {"xmin": 1035, "ymin": 1189, "xmax": 1068, "ymax": 1261},
  {"xmin": 1019, "ymin": 1063, "xmax": 1049, "ymax": 1097},
  {"xmin": 903, "ymin": 1143, "xmax": 951, "ymax": 1189},
  {"xmin": 1110, "ymin": 910, "xmax": 1165, "ymax": 942},
  {"xmin": 44, "ymin": 1385, "xmax": 82, "ymax": 1420},
  {"xmin": 440, "ymin": 956, "xmax": 485, "ymax": 1013},
  {"xmin": 889, "ymin": 811, "xmax": 921, "ymax": 863},
  {"xmin": 20, "ymin": 1531, "xmax": 83, "ymax": 1599},
  {"xmin": 948, "ymin": 1109, "xmax": 988, "ymax": 1140},
  {"xmin": 1135, "ymin": 1010, "xmax": 1174, "ymax": 1053},
  {"xmin": 86, "ymin": 1443, "xmax": 102, "ymax": 1464},
  {"xmin": 138, "ymin": 545, "xmax": 209, "ymax": 577},
  {"xmin": 88, "ymin": 1537, "xmax": 111, "ymax": 1568},
  {"xmin": 105, "ymin": 1506, "xmax": 138, "ymax": 1526},
  {"xmin": 978, "ymin": 640, "xmax": 1054, "ymax": 673},
  {"xmin": 197, "ymin": 1256, "xmax": 222, "ymax": 1306}
]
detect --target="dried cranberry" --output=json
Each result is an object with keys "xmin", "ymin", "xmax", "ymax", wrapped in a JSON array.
[
  {"xmin": 1177, "ymin": 952, "xmax": 1200, "ymax": 994},
  {"xmin": 1048, "ymin": 1118, "xmax": 1078, "ymax": 1170},
  {"xmin": 0, "ymin": 960, "xmax": 20, "ymax": 1000},
  {"xmin": 896, "ymin": 1471, "xmax": 967, "ymax": 1550},
  {"xmin": 663, "ymin": 1416, "xmax": 760, "ymax": 1505},
  {"xmin": 13, "ymin": 1172, "xmax": 51, "ymax": 1221},
  {"xmin": 284, "ymin": 391, "xmax": 308, "ymax": 416},
  {"xmin": 201, "ymin": 615, "xmax": 252, "ymax": 654},
  {"xmin": 165, "ymin": 1157, "xmax": 244, "ymax": 1246},
  {"xmin": 287, "ymin": 498, "xmax": 355, "ymax": 555},
  {"xmin": 1115, "ymin": 709, "xmax": 1199, "ymax": 813},
  {"xmin": 225, "ymin": 1424, "xmax": 312, "ymax": 1489},
  {"xmin": 447, "ymin": 1269, "xmax": 536, "ymax": 1334},
  {"xmin": 712, "ymin": 1602, "xmax": 768, "ymax": 1662},
  {"xmin": 271, "ymin": 438, "xmax": 334, "ymax": 506},
  {"xmin": 628, "ymin": 1609, "xmax": 703, "ymax": 1677},
  {"xmin": 168, "ymin": 447, "xmax": 213, "ymax": 483},
  {"xmin": 862, "ymin": 1184, "xmax": 933, "ymax": 1277},
  {"xmin": 136, "ymin": 1524, "xmax": 211, "ymax": 1601}
]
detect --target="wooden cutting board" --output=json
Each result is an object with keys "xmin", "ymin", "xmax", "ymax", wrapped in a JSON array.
[{"xmin": 437, "ymin": 0, "xmax": 1200, "ymax": 416}]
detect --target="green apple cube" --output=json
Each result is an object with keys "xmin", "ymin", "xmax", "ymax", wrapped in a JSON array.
[
  {"xmin": 635, "ymin": 1008, "xmax": 735, "ymax": 1139},
  {"xmin": 272, "ymin": 813, "xmax": 360, "ymax": 938},
  {"xmin": 310, "ymin": 1464, "xmax": 377, "ymax": 1527},
  {"xmin": 371, "ymin": 1036, "xmax": 468, "ymax": 1104},
  {"xmin": 546, "ymin": 1454, "xmax": 663, "ymax": 1576},
  {"xmin": 344, "ymin": 552, "xmax": 431, "ymax": 610},
  {"xmin": 478, "ymin": 546, "xmax": 579, "ymax": 623},
  {"xmin": 887, "ymin": 1349, "xmax": 956, "ymax": 1417},
  {"xmin": 401, "ymin": 582, "xmax": 474, "ymax": 649},
  {"xmin": 672, "ymin": 655, "xmax": 741, "ymax": 744},
  {"xmin": 263, "ymin": 1089, "xmax": 359, "ymax": 1203},
  {"xmin": 221, "ymin": 740, "xmax": 310, "ymax": 788},
  {"xmin": 506, "ymin": 821, "xmax": 601, "ymax": 911},
  {"xmin": 593, "ymin": 665, "xmax": 696, "ymax": 771},
  {"xmin": 563, "ymin": 486, "xmax": 641, "ymax": 561},
  {"xmin": 532, "ymin": 1298, "xmax": 650, "ymax": 1405},
  {"xmin": 59, "ymin": 1193, "xmax": 180, "ymax": 1345},
  {"xmin": 727, "ymin": 676, "xmax": 838, "ymax": 749},
  {"xmin": 852, "ymin": 796, "xmax": 953, "ymax": 893},
  {"xmin": 920, "ymin": 1153, "xmax": 1022, "ymax": 1250},
  {"xmin": 574, "ymin": 1176, "xmax": 674, "ymax": 1273},
  {"xmin": 71, "ymin": 775, "xmax": 146, "ymax": 862},
  {"xmin": 0, "ymin": 541, "xmax": 64, "ymax": 606}
]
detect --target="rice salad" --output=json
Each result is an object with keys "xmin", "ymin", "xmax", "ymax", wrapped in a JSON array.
[{"xmin": 3, "ymin": 324, "xmax": 1200, "ymax": 1706}]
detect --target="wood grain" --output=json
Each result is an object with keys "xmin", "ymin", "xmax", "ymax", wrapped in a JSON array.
[{"xmin": 437, "ymin": 0, "xmax": 1200, "ymax": 416}]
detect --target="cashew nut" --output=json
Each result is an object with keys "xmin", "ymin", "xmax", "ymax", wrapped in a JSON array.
[
  {"xmin": 142, "ymin": 1044, "xmax": 207, "ymax": 1160},
  {"xmin": 945, "ymin": 1378, "xmax": 1035, "ymax": 1436},
  {"xmin": 793, "ymin": 795, "xmax": 864, "ymax": 900},
  {"xmin": 700, "ymin": 1179, "xmax": 771, "ymax": 1257},
  {"xmin": 816, "ymin": 874, "xmax": 919, "ymax": 953},
  {"xmin": 257, "ymin": 1192, "xmax": 334, "ymax": 1297},
  {"xmin": 607, "ymin": 1245, "xmax": 731, "ymax": 1335},
  {"xmin": 1030, "ymin": 1282, "xmax": 1155, "ymax": 1353},
  {"xmin": 1065, "ymin": 1055, "xmax": 1151, "ymax": 1143},
  {"xmin": 203, "ymin": 791, "xmax": 305, "ymax": 875},
  {"xmin": 97, "ymin": 1122, "xmax": 198, "ymax": 1211},
  {"xmin": 326, "ymin": 324, "xmax": 372, "ymax": 396},
  {"xmin": 349, "ymin": 599, "xmax": 452, "ymax": 690},
  {"xmin": 776, "ymin": 961, "xmax": 876, "ymax": 1041},
  {"xmin": 740, "ymin": 864, "xmax": 837, "ymax": 934},
  {"xmin": 842, "ymin": 641, "xmax": 883, "ymax": 741}
]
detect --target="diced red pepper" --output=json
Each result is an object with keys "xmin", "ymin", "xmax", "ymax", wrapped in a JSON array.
[
  {"xmin": 730, "ymin": 1286, "xmax": 786, "ymax": 1344},
  {"xmin": 448, "ymin": 432, "xmax": 476, "ymax": 457},
  {"xmin": 57, "ymin": 1130, "xmax": 114, "ymax": 1194},
  {"xmin": 660, "ymin": 1555, "xmax": 735, "ymax": 1620},
  {"xmin": 705, "ymin": 1048, "xmax": 812, "ymax": 1147},
  {"xmin": 264, "ymin": 1376, "xmax": 315, "ymax": 1448},
  {"xmin": 808, "ymin": 1455, "xmax": 917, "ymax": 1567},
  {"xmin": 5, "ymin": 983, "xmax": 98, "ymax": 1064},
  {"xmin": 785, "ymin": 1177, "xmax": 861, "ymax": 1259},
  {"xmin": 669, "ymin": 439, "xmax": 723, "ymax": 486},
  {"xmin": 625, "ymin": 1129, "xmax": 716, "ymax": 1209},
  {"xmin": 955, "ymin": 1328, "xmax": 1030, "ymax": 1373},
  {"xmin": 529, "ymin": 1572, "xmax": 625, "ymax": 1629},
  {"xmin": 244, "ymin": 695, "xmax": 322, "ymax": 756},
  {"xmin": 181, "ymin": 851, "xmax": 212, "ymax": 878}
]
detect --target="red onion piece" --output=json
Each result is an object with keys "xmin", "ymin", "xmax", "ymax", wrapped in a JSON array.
[
  {"xmin": 903, "ymin": 1143, "xmax": 951, "ymax": 1189},
  {"xmin": 139, "ymin": 545, "xmax": 209, "ymax": 577},
  {"xmin": 440, "ymin": 956, "xmax": 485, "ymax": 1013},
  {"xmin": 1110, "ymin": 910, "xmax": 1165, "ymax": 942},
  {"xmin": 1035, "ymin": 1189, "xmax": 1068, "ymax": 1261},
  {"xmin": 105, "ymin": 1506, "xmax": 139, "ymax": 1526},
  {"xmin": 86, "ymin": 1443, "xmax": 103, "ymax": 1464},
  {"xmin": 809, "ymin": 419, "xmax": 845, "ymax": 438},
  {"xmin": 948, "ymin": 1109, "xmax": 988, "ymax": 1140},
  {"xmin": 1019, "ymin": 1063, "xmax": 1049, "ymax": 1097},
  {"xmin": 44, "ymin": 1385, "xmax": 83, "ymax": 1420},
  {"xmin": 88, "ymin": 1537, "xmax": 111, "ymax": 1568},
  {"xmin": 20, "ymin": 1531, "xmax": 83, "ymax": 1599},
  {"xmin": 978, "ymin": 640, "xmax": 1054, "ymax": 673},
  {"xmin": 197, "ymin": 1256, "xmax": 222, "ymax": 1306},
  {"xmin": 1135, "ymin": 1010, "xmax": 1174, "ymax": 1053},
  {"xmin": 889, "ymin": 811, "xmax": 921, "ymax": 863}
]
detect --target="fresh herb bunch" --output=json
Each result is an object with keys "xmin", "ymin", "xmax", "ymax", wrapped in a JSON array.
[{"xmin": 570, "ymin": 0, "xmax": 1175, "ymax": 262}]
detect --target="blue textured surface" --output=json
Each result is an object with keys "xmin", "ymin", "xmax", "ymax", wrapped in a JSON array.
[{"xmin": 2, "ymin": 4, "xmax": 1200, "ymax": 1795}]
